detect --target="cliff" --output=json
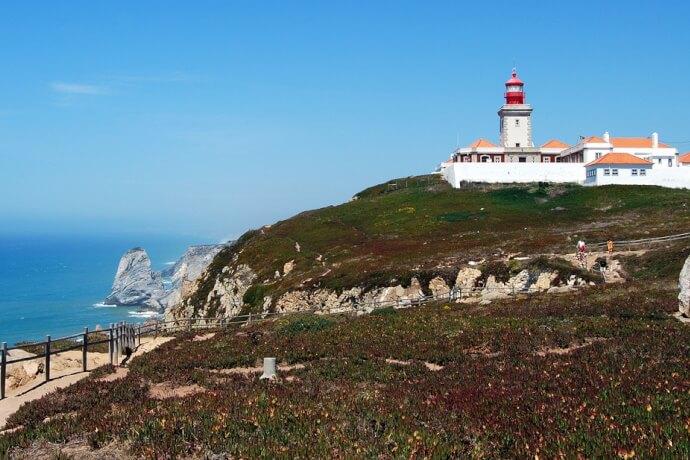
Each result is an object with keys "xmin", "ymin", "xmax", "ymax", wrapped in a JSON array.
[{"xmin": 166, "ymin": 177, "xmax": 690, "ymax": 321}]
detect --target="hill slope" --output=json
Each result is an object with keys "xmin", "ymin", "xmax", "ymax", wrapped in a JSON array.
[
  {"xmin": 170, "ymin": 177, "xmax": 690, "ymax": 319},
  {"xmin": 3, "ymin": 281, "xmax": 689, "ymax": 458}
]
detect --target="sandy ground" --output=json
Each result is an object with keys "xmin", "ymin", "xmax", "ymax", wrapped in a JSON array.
[{"xmin": 0, "ymin": 336, "xmax": 173, "ymax": 430}]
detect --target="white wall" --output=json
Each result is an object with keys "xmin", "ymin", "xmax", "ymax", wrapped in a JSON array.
[
  {"xmin": 584, "ymin": 165, "xmax": 689, "ymax": 189},
  {"xmin": 442, "ymin": 163, "xmax": 585, "ymax": 188}
]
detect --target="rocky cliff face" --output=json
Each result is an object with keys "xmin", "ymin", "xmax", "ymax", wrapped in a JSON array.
[
  {"xmin": 159, "ymin": 245, "xmax": 226, "ymax": 308},
  {"xmin": 104, "ymin": 248, "xmax": 164, "ymax": 308},
  {"xmin": 679, "ymin": 255, "xmax": 690, "ymax": 317},
  {"xmin": 105, "ymin": 244, "xmax": 228, "ymax": 311},
  {"xmin": 166, "ymin": 247, "xmax": 596, "ymax": 322}
]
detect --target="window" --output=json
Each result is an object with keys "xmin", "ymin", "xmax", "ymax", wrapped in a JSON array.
[
  {"xmin": 494, "ymin": 157, "xmax": 501, "ymax": 163},
  {"xmin": 543, "ymin": 157, "xmax": 550, "ymax": 163},
  {"xmin": 658, "ymin": 158, "xmax": 662, "ymax": 164},
  {"xmin": 519, "ymin": 157, "xmax": 526, "ymax": 163},
  {"xmin": 595, "ymin": 152, "xmax": 602, "ymax": 159},
  {"xmin": 612, "ymin": 169, "xmax": 619, "ymax": 176},
  {"xmin": 515, "ymin": 119, "xmax": 520, "ymax": 127},
  {"xmin": 516, "ymin": 143, "xmax": 521, "ymax": 147},
  {"xmin": 481, "ymin": 156, "xmax": 490, "ymax": 163},
  {"xmin": 669, "ymin": 158, "xmax": 673, "ymax": 167},
  {"xmin": 640, "ymin": 169, "xmax": 646, "ymax": 176},
  {"xmin": 632, "ymin": 169, "xmax": 638, "ymax": 176},
  {"xmin": 604, "ymin": 169, "xmax": 610, "ymax": 176}
]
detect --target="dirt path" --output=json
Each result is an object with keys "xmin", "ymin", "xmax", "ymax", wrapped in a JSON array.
[
  {"xmin": 557, "ymin": 249, "xmax": 645, "ymax": 284},
  {"xmin": 0, "ymin": 336, "xmax": 174, "ymax": 430}
]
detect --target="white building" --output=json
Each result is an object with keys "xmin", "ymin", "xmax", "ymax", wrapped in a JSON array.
[
  {"xmin": 559, "ymin": 132, "xmax": 679, "ymax": 167},
  {"xmin": 583, "ymin": 152, "xmax": 653, "ymax": 186},
  {"xmin": 440, "ymin": 70, "xmax": 689, "ymax": 189},
  {"xmin": 679, "ymin": 153, "xmax": 690, "ymax": 167}
]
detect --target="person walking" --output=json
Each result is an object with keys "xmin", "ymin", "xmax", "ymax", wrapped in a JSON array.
[
  {"xmin": 577, "ymin": 240, "xmax": 587, "ymax": 269},
  {"xmin": 607, "ymin": 239, "xmax": 614, "ymax": 255}
]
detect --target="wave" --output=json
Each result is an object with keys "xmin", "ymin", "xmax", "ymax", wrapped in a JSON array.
[
  {"xmin": 128, "ymin": 311, "xmax": 160, "ymax": 319},
  {"xmin": 164, "ymin": 261, "xmax": 176, "ymax": 265},
  {"xmin": 92, "ymin": 302, "xmax": 117, "ymax": 308}
]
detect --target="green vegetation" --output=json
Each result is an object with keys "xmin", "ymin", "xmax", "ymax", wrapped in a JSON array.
[
  {"xmin": 2, "ymin": 281, "xmax": 688, "ymax": 458},
  {"xmin": 277, "ymin": 313, "xmax": 335, "ymax": 336},
  {"xmin": 188, "ymin": 177, "xmax": 690, "ymax": 315}
]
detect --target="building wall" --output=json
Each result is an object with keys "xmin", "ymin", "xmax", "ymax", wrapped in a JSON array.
[
  {"xmin": 582, "ymin": 166, "xmax": 689, "ymax": 188},
  {"xmin": 584, "ymin": 165, "xmax": 651, "ymax": 186},
  {"xmin": 442, "ymin": 163, "xmax": 585, "ymax": 188}
]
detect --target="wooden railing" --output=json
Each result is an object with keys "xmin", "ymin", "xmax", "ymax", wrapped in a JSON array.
[
  {"xmin": 1, "ymin": 281, "xmax": 596, "ymax": 400},
  {"xmin": 1, "ymin": 322, "xmax": 140, "ymax": 400}
]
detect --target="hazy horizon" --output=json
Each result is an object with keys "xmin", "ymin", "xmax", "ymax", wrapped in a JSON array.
[{"xmin": 2, "ymin": 1, "xmax": 689, "ymax": 241}]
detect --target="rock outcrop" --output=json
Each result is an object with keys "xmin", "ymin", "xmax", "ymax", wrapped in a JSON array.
[
  {"xmin": 680, "ymin": 255, "xmax": 690, "ymax": 317},
  {"xmin": 159, "ymin": 245, "xmax": 226, "ymax": 307},
  {"xmin": 104, "ymin": 248, "xmax": 164, "ymax": 308},
  {"xmin": 105, "ymin": 244, "xmax": 228, "ymax": 311}
]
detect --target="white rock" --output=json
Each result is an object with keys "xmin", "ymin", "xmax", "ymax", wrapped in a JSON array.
[{"xmin": 679, "ymin": 255, "xmax": 690, "ymax": 317}]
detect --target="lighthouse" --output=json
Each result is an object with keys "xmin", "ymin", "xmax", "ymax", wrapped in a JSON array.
[{"xmin": 498, "ymin": 69, "xmax": 533, "ymax": 148}]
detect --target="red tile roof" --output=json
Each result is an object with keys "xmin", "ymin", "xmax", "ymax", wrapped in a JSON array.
[
  {"xmin": 541, "ymin": 139, "xmax": 570, "ymax": 149},
  {"xmin": 610, "ymin": 137, "xmax": 672, "ymax": 149},
  {"xmin": 585, "ymin": 152, "xmax": 653, "ymax": 167},
  {"xmin": 679, "ymin": 153, "xmax": 690, "ymax": 164},
  {"xmin": 468, "ymin": 138, "xmax": 498, "ymax": 148},
  {"xmin": 583, "ymin": 136, "xmax": 606, "ymax": 143}
]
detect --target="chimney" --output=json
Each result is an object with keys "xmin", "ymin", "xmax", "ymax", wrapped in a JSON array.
[
  {"xmin": 652, "ymin": 132, "xmax": 659, "ymax": 149},
  {"xmin": 603, "ymin": 131, "xmax": 610, "ymax": 143}
]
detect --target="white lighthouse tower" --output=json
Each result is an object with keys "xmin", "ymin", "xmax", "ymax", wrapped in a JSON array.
[{"xmin": 498, "ymin": 70, "xmax": 533, "ymax": 148}]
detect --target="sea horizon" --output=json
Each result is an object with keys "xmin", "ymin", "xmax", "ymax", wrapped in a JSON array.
[{"xmin": 0, "ymin": 232, "xmax": 211, "ymax": 346}]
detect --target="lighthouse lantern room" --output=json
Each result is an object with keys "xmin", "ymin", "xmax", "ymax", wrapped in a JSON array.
[
  {"xmin": 504, "ymin": 70, "xmax": 525, "ymax": 104},
  {"xmin": 498, "ymin": 69, "xmax": 533, "ymax": 148}
]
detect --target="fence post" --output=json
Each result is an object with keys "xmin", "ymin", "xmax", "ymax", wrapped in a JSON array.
[
  {"xmin": 82, "ymin": 327, "xmax": 89, "ymax": 373},
  {"xmin": 115, "ymin": 324, "xmax": 120, "ymax": 362},
  {"xmin": 155, "ymin": 321, "xmax": 159, "ymax": 338},
  {"xmin": 1, "ymin": 342, "xmax": 7, "ymax": 399},
  {"xmin": 108, "ymin": 323, "xmax": 114, "ymax": 366},
  {"xmin": 120, "ymin": 321, "xmax": 125, "ymax": 353},
  {"xmin": 138, "ymin": 326, "xmax": 141, "ymax": 347},
  {"xmin": 45, "ymin": 335, "xmax": 51, "ymax": 382},
  {"xmin": 187, "ymin": 318, "xmax": 192, "ymax": 333}
]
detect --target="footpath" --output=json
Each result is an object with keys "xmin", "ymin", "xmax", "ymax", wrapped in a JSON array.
[{"xmin": 0, "ymin": 335, "xmax": 173, "ymax": 431}]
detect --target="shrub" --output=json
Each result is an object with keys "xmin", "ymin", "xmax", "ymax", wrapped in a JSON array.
[{"xmin": 278, "ymin": 313, "xmax": 335, "ymax": 336}]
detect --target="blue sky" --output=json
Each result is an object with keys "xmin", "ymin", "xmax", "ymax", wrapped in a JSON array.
[{"xmin": 1, "ymin": 1, "xmax": 689, "ymax": 241}]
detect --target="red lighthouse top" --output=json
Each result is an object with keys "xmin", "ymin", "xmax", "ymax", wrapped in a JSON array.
[{"xmin": 504, "ymin": 69, "xmax": 525, "ymax": 104}]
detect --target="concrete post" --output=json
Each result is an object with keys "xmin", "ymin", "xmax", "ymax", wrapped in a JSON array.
[{"xmin": 259, "ymin": 357, "xmax": 277, "ymax": 380}]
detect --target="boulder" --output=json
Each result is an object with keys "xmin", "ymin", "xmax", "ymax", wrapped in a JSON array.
[
  {"xmin": 455, "ymin": 267, "xmax": 482, "ymax": 297},
  {"xmin": 680, "ymin": 255, "xmax": 690, "ymax": 317},
  {"xmin": 530, "ymin": 272, "xmax": 557, "ymax": 292},
  {"xmin": 104, "ymin": 248, "xmax": 164, "ymax": 307},
  {"xmin": 429, "ymin": 277, "xmax": 450, "ymax": 299}
]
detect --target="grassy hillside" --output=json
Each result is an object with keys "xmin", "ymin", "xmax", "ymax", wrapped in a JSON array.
[
  {"xmin": 3, "ymin": 281, "xmax": 689, "ymax": 458},
  {"xmin": 190, "ymin": 177, "xmax": 690, "ymax": 312}
]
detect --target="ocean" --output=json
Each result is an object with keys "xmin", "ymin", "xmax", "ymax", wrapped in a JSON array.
[{"xmin": 0, "ymin": 234, "xmax": 202, "ymax": 346}]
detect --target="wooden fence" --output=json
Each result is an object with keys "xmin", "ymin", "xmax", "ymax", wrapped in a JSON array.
[{"xmin": 0, "ymin": 273, "xmax": 605, "ymax": 400}]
